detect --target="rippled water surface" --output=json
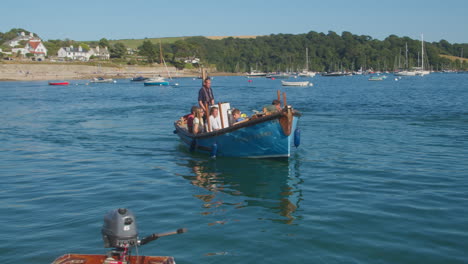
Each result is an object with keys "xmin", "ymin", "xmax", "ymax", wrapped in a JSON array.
[{"xmin": 1, "ymin": 74, "xmax": 468, "ymax": 264}]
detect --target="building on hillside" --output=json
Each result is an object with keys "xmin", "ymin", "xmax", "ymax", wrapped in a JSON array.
[
  {"xmin": 4, "ymin": 32, "xmax": 40, "ymax": 47},
  {"xmin": 89, "ymin": 46, "xmax": 110, "ymax": 60},
  {"xmin": 26, "ymin": 40, "xmax": 47, "ymax": 56},
  {"xmin": 183, "ymin": 57, "xmax": 200, "ymax": 64},
  {"xmin": 57, "ymin": 45, "xmax": 91, "ymax": 61},
  {"xmin": 57, "ymin": 45, "xmax": 110, "ymax": 61},
  {"xmin": 4, "ymin": 32, "xmax": 47, "ymax": 59}
]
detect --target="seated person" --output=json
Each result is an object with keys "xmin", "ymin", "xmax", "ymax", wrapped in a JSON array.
[
  {"xmin": 231, "ymin": 108, "xmax": 245, "ymax": 123},
  {"xmin": 193, "ymin": 107, "xmax": 205, "ymax": 134},
  {"xmin": 184, "ymin": 106, "xmax": 197, "ymax": 133},
  {"xmin": 208, "ymin": 106, "xmax": 222, "ymax": 131},
  {"xmin": 263, "ymin": 99, "xmax": 282, "ymax": 113}
]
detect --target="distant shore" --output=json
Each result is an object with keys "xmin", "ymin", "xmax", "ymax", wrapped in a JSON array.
[{"xmin": 0, "ymin": 63, "xmax": 238, "ymax": 81}]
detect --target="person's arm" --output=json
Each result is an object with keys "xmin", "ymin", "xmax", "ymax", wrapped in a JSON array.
[
  {"xmin": 198, "ymin": 100, "xmax": 206, "ymax": 113},
  {"xmin": 193, "ymin": 118, "xmax": 200, "ymax": 134}
]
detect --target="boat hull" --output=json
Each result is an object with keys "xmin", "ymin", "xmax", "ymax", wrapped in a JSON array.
[
  {"xmin": 144, "ymin": 82, "xmax": 170, "ymax": 86},
  {"xmin": 281, "ymin": 81, "xmax": 309, "ymax": 86},
  {"xmin": 51, "ymin": 254, "xmax": 174, "ymax": 264},
  {"xmin": 174, "ymin": 110, "xmax": 300, "ymax": 158},
  {"xmin": 49, "ymin": 82, "xmax": 69, "ymax": 86}
]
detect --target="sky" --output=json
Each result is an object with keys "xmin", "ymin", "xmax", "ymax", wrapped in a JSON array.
[{"xmin": 1, "ymin": 0, "xmax": 467, "ymax": 44}]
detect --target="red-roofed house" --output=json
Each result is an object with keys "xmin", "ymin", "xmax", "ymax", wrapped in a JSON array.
[{"xmin": 26, "ymin": 40, "xmax": 47, "ymax": 56}]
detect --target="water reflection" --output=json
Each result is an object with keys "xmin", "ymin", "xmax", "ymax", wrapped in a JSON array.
[{"xmin": 178, "ymin": 158, "xmax": 303, "ymax": 224}]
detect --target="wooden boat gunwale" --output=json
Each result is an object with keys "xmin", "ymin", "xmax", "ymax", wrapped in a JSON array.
[
  {"xmin": 174, "ymin": 108, "xmax": 301, "ymax": 140},
  {"xmin": 52, "ymin": 253, "xmax": 174, "ymax": 264}
]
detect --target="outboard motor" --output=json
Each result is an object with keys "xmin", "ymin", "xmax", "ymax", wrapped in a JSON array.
[
  {"xmin": 102, "ymin": 208, "xmax": 138, "ymax": 248},
  {"xmin": 100, "ymin": 208, "xmax": 186, "ymax": 264}
]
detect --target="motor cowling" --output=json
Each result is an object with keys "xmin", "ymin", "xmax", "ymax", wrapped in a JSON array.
[{"xmin": 102, "ymin": 208, "xmax": 138, "ymax": 248}]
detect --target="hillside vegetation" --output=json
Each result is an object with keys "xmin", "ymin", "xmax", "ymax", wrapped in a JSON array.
[{"xmin": 2, "ymin": 28, "xmax": 467, "ymax": 72}]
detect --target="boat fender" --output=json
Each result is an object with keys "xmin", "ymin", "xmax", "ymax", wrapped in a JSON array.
[
  {"xmin": 210, "ymin": 143, "xmax": 218, "ymax": 158},
  {"xmin": 190, "ymin": 139, "xmax": 197, "ymax": 152},
  {"xmin": 173, "ymin": 130, "xmax": 177, "ymax": 134},
  {"xmin": 294, "ymin": 128, "xmax": 301, "ymax": 148}
]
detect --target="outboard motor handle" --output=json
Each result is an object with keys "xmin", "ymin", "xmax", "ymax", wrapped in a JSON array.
[{"xmin": 139, "ymin": 228, "xmax": 187, "ymax": 245}]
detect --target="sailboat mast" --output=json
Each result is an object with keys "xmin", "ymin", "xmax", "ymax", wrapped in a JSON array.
[
  {"xmin": 305, "ymin": 47, "xmax": 309, "ymax": 71},
  {"xmin": 405, "ymin": 43, "xmax": 408, "ymax": 69},
  {"xmin": 421, "ymin": 34, "xmax": 424, "ymax": 71},
  {"xmin": 159, "ymin": 40, "xmax": 163, "ymax": 64}
]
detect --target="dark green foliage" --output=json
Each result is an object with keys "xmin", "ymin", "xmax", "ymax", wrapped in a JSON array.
[
  {"xmin": 110, "ymin": 43, "xmax": 127, "ymax": 58},
  {"xmin": 173, "ymin": 31, "xmax": 468, "ymax": 72},
  {"xmin": 138, "ymin": 40, "xmax": 158, "ymax": 63}
]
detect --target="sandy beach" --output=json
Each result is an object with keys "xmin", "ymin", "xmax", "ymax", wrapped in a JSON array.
[{"xmin": 0, "ymin": 63, "xmax": 213, "ymax": 81}]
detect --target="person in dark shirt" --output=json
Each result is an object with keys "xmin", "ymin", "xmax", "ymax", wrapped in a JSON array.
[{"xmin": 198, "ymin": 78, "xmax": 214, "ymax": 114}]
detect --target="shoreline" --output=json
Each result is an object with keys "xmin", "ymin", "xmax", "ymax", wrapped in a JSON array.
[{"xmin": 0, "ymin": 63, "xmax": 239, "ymax": 81}]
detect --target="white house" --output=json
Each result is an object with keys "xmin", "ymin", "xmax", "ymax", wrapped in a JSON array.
[
  {"xmin": 26, "ymin": 40, "xmax": 47, "ymax": 56},
  {"xmin": 57, "ymin": 45, "xmax": 91, "ymax": 61},
  {"xmin": 5, "ymin": 32, "xmax": 40, "ymax": 47},
  {"xmin": 3, "ymin": 32, "xmax": 47, "ymax": 58},
  {"xmin": 89, "ymin": 46, "xmax": 110, "ymax": 60},
  {"xmin": 57, "ymin": 45, "xmax": 110, "ymax": 61}
]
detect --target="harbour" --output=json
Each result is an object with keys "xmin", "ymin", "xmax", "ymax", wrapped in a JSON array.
[{"xmin": 1, "ymin": 73, "xmax": 468, "ymax": 264}]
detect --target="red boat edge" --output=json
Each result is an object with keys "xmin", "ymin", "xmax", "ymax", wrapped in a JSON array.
[
  {"xmin": 48, "ymin": 81, "xmax": 70, "ymax": 85},
  {"xmin": 51, "ymin": 254, "xmax": 175, "ymax": 264}
]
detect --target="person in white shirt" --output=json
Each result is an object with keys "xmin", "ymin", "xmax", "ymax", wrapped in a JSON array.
[{"xmin": 208, "ymin": 106, "xmax": 222, "ymax": 131}]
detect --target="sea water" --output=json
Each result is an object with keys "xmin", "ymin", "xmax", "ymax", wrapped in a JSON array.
[{"xmin": 1, "ymin": 74, "xmax": 467, "ymax": 264}]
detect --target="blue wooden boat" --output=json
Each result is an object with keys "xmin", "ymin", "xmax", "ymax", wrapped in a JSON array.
[
  {"xmin": 174, "ymin": 105, "xmax": 301, "ymax": 158},
  {"xmin": 144, "ymin": 77, "xmax": 170, "ymax": 86}
]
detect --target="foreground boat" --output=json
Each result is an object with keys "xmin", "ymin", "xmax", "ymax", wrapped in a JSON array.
[
  {"xmin": 48, "ymin": 81, "xmax": 69, "ymax": 86},
  {"xmin": 174, "ymin": 99, "xmax": 301, "ymax": 158},
  {"xmin": 281, "ymin": 80, "xmax": 310, "ymax": 86},
  {"xmin": 51, "ymin": 208, "xmax": 185, "ymax": 264},
  {"xmin": 52, "ymin": 254, "xmax": 174, "ymax": 264}
]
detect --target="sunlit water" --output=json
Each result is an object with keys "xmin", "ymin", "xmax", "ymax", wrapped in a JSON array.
[{"xmin": 1, "ymin": 74, "xmax": 467, "ymax": 264}]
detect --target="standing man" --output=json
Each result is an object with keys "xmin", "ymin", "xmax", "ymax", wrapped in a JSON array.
[{"xmin": 198, "ymin": 78, "xmax": 214, "ymax": 114}]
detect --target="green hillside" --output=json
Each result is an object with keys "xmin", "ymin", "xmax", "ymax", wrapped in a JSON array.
[{"xmin": 108, "ymin": 37, "xmax": 190, "ymax": 49}]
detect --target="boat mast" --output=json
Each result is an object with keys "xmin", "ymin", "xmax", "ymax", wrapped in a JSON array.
[
  {"xmin": 159, "ymin": 40, "xmax": 163, "ymax": 64},
  {"xmin": 405, "ymin": 43, "xmax": 408, "ymax": 70},
  {"xmin": 421, "ymin": 34, "xmax": 424, "ymax": 71}
]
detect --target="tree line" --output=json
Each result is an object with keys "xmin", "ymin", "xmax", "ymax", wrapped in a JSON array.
[
  {"xmin": 2, "ymin": 28, "xmax": 467, "ymax": 71},
  {"xmin": 133, "ymin": 31, "xmax": 468, "ymax": 72}
]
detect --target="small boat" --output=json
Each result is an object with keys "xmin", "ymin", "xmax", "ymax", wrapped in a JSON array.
[
  {"xmin": 297, "ymin": 48, "xmax": 316, "ymax": 77},
  {"xmin": 321, "ymin": 71, "xmax": 352, "ymax": 77},
  {"xmin": 368, "ymin": 76, "xmax": 384, "ymax": 81},
  {"xmin": 130, "ymin": 76, "xmax": 148, "ymax": 82},
  {"xmin": 48, "ymin": 81, "xmax": 69, "ymax": 86},
  {"xmin": 266, "ymin": 72, "xmax": 290, "ymax": 79},
  {"xmin": 52, "ymin": 254, "xmax": 174, "ymax": 264},
  {"xmin": 246, "ymin": 71, "xmax": 267, "ymax": 77},
  {"xmin": 281, "ymin": 80, "xmax": 310, "ymax": 86},
  {"xmin": 144, "ymin": 77, "xmax": 170, "ymax": 86},
  {"xmin": 297, "ymin": 71, "xmax": 316, "ymax": 77},
  {"xmin": 174, "ymin": 94, "xmax": 301, "ymax": 158},
  {"xmin": 394, "ymin": 70, "xmax": 417, "ymax": 76},
  {"xmin": 51, "ymin": 208, "xmax": 186, "ymax": 264},
  {"xmin": 90, "ymin": 77, "xmax": 115, "ymax": 83}
]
